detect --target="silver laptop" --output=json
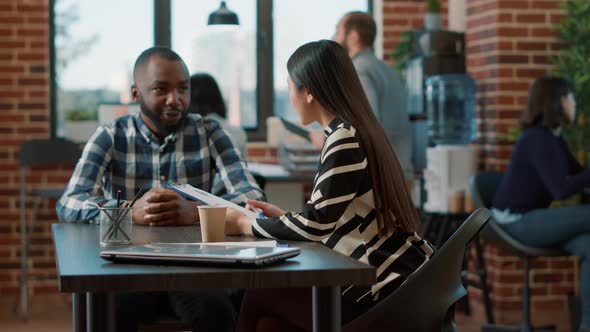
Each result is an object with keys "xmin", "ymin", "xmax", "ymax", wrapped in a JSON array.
[{"xmin": 100, "ymin": 243, "xmax": 301, "ymax": 267}]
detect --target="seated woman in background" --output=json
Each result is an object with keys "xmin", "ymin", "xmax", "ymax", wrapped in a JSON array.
[
  {"xmin": 188, "ymin": 73, "xmax": 249, "ymax": 194},
  {"xmin": 492, "ymin": 76, "xmax": 590, "ymax": 332},
  {"xmin": 187, "ymin": 73, "xmax": 247, "ymax": 158},
  {"xmin": 225, "ymin": 39, "xmax": 434, "ymax": 331}
]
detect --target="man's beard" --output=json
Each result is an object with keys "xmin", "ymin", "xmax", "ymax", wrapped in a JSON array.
[{"xmin": 138, "ymin": 98, "xmax": 187, "ymax": 138}]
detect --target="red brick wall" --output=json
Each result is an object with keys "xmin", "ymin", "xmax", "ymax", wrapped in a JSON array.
[
  {"xmin": 467, "ymin": 0, "xmax": 566, "ymax": 171},
  {"xmin": 464, "ymin": 0, "xmax": 573, "ymax": 328},
  {"xmin": 0, "ymin": 0, "xmax": 71, "ymax": 297}
]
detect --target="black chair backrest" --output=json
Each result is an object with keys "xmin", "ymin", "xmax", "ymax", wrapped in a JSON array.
[
  {"xmin": 344, "ymin": 208, "xmax": 492, "ymax": 332},
  {"xmin": 20, "ymin": 138, "xmax": 81, "ymax": 168}
]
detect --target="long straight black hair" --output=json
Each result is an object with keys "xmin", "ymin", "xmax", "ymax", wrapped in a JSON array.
[{"xmin": 287, "ymin": 40, "xmax": 418, "ymax": 235}]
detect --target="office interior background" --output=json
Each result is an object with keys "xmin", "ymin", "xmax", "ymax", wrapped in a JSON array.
[{"xmin": 0, "ymin": 0, "xmax": 584, "ymax": 331}]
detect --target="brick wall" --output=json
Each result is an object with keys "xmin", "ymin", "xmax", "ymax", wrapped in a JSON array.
[
  {"xmin": 0, "ymin": 0, "xmax": 71, "ymax": 298},
  {"xmin": 463, "ymin": 0, "xmax": 574, "ymax": 328},
  {"xmin": 467, "ymin": 0, "xmax": 566, "ymax": 171}
]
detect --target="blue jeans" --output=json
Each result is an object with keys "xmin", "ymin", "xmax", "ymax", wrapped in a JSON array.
[{"xmin": 501, "ymin": 204, "xmax": 590, "ymax": 328}]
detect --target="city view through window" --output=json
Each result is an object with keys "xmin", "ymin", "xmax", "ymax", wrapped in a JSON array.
[{"xmin": 55, "ymin": 0, "xmax": 368, "ymax": 141}]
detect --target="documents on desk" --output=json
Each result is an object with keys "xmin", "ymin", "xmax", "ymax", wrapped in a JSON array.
[
  {"xmin": 278, "ymin": 143, "xmax": 320, "ymax": 173},
  {"xmin": 164, "ymin": 183, "xmax": 262, "ymax": 218},
  {"xmin": 247, "ymin": 162, "xmax": 291, "ymax": 177}
]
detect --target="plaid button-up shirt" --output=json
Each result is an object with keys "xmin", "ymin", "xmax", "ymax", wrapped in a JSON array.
[{"xmin": 57, "ymin": 113, "xmax": 264, "ymax": 223}]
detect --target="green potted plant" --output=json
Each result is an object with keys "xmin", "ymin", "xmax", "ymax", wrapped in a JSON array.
[
  {"xmin": 64, "ymin": 109, "xmax": 98, "ymax": 142},
  {"xmin": 65, "ymin": 109, "xmax": 98, "ymax": 121},
  {"xmin": 425, "ymin": 0, "xmax": 441, "ymax": 31},
  {"xmin": 552, "ymin": 2, "xmax": 590, "ymax": 329},
  {"xmin": 553, "ymin": 0, "xmax": 590, "ymax": 167},
  {"xmin": 392, "ymin": 30, "xmax": 418, "ymax": 71}
]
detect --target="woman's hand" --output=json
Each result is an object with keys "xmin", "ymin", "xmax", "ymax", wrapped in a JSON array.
[
  {"xmin": 225, "ymin": 208, "xmax": 254, "ymax": 235},
  {"xmin": 246, "ymin": 199, "xmax": 286, "ymax": 218}
]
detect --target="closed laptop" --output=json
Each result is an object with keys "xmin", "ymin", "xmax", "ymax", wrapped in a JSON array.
[{"xmin": 100, "ymin": 243, "xmax": 301, "ymax": 267}]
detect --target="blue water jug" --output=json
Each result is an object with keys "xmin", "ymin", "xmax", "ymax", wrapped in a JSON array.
[{"xmin": 425, "ymin": 74, "xmax": 476, "ymax": 145}]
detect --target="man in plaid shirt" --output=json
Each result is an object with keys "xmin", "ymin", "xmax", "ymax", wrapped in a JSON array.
[{"xmin": 57, "ymin": 47, "xmax": 264, "ymax": 332}]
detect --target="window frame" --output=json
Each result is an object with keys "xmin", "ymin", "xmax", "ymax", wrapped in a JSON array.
[{"xmin": 49, "ymin": 0, "xmax": 372, "ymax": 141}]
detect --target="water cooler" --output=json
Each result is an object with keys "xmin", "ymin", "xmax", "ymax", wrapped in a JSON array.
[
  {"xmin": 405, "ymin": 30, "xmax": 466, "ymax": 171},
  {"xmin": 404, "ymin": 30, "xmax": 478, "ymax": 212}
]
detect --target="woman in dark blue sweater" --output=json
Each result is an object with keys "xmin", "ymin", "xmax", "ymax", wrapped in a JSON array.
[{"xmin": 492, "ymin": 76, "xmax": 590, "ymax": 331}]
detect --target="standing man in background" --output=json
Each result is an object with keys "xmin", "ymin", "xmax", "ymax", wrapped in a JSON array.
[{"xmin": 332, "ymin": 11, "xmax": 414, "ymax": 185}]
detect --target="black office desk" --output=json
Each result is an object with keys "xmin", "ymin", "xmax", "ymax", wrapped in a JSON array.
[{"xmin": 52, "ymin": 223, "xmax": 375, "ymax": 332}]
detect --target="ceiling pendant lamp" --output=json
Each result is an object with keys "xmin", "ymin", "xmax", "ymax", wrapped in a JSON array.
[{"xmin": 207, "ymin": 1, "xmax": 240, "ymax": 26}]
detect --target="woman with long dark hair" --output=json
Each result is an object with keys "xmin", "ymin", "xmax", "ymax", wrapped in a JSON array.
[
  {"xmin": 187, "ymin": 73, "xmax": 247, "ymax": 158},
  {"xmin": 492, "ymin": 76, "xmax": 590, "ymax": 332},
  {"xmin": 225, "ymin": 39, "xmax": 433, "ymax": 331}
]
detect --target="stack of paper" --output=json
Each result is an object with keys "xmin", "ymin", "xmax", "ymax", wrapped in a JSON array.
[{"xmin": 150, "ymin": 240, "xmax": 280, "ymax": 248}]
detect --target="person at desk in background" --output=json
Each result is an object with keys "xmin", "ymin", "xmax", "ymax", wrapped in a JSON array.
[
  {"xmin": 57, "ymin": 47, "xmax": 264, "ymax": 332},
  {"xmin": 188, "ymin": 72, "xmax": 249, "ymax": 196},
  {"xmin": 308, "ymin": 11, "xmax": 414, "ymax": 186},
  {"xmin": 492, "ymin": 76, "xmax": 590, "ymax": 332},
  {"xmin": 187, "ymin": 73, "xmax": 247, "ymax": 158},
  {"xmin": 225, "ymin": 40, "xmax": 434, "ymax": 331}
]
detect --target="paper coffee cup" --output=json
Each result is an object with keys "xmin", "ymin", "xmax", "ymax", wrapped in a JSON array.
[{"xmin": 198, "ymin": 206, "xmax": 227, "ymax": 242}]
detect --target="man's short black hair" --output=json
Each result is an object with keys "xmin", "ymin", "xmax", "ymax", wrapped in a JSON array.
[{"xmin": 133, "ymin": 47, "xmax": 186, "ymax": 80}]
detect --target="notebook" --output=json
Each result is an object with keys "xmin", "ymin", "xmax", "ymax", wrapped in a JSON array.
[{"xmin": 100, "ymin": 243, "xmax": 301, "ymax": 267}]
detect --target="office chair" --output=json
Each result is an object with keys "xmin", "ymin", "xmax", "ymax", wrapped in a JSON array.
[
  {"xmin": 470, "ymin": 172, "xmax": 568, "ymax": 332},
  {"xmin": 19, "ymin": 138, "xmax": 81, "ymax": 321},
  {"xmin": 342, "ymin": 208, "xmax": 492, "ymax": 332}
]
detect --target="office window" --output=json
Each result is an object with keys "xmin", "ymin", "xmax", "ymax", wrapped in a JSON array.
[
  {"xmin": 54, "ymin": 0, "xmax": 152, "ymax": 142},
  {"xmin": 172, "ymin": 0, "xmax": 257, "ymax": 129},
  {"xmin": 52, "ymin": 0, "xmax": 372, "ymax": 141},
  {"xmin": 273, "ymin": 1, "xmax": 369, "ymax": 122}
]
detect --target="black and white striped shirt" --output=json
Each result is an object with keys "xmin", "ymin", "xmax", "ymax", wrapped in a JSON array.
[{"xmin": 253, "ymin": 118, "xmax": 433, "ymax": 303}]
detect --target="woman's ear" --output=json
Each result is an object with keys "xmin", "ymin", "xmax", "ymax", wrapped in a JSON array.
[{"xmin": 305, "ymin": 90, "xmax": 315, "ymax": 104}]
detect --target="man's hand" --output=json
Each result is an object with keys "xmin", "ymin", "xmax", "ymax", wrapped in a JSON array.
[{"xmin": 132, "ymin": 187, "xmax": 199, "ymax": 226}]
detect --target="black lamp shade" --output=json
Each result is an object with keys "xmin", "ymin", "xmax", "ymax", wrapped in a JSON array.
[{"xmin": 208, "ymin": 1, "xmax": 239, "ymax": 25}]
